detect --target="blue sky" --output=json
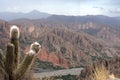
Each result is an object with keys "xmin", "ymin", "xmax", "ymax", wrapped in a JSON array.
[{"xmin": 0, "ymin": 0, "xmax": 119, "ymax": 16}]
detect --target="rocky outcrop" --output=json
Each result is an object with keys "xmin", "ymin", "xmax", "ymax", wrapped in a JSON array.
[
  {"xmin": 25, "ymin": 46, "xmax": 69, "ymax": 68},
  {"xmin": 38, "ymin": 48, "xmax": 68, "ymax": 68}
]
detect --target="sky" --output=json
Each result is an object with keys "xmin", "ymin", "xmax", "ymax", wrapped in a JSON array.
[{"xmin": 0, "ymin": 0, "xmax": 120, "ymax": 16}]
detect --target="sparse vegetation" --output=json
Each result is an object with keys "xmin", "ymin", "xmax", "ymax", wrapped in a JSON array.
[
  {"xmin": 60, "ymin": 47, "xmax": 67, "ymax": 54},
  {"xmin": 79, "ymin": 57, "xmax": 120, "ymax": 80},
  {"xmin": 39, "ymin": 74, "xmax": 77, "ymax": 80},
  {"xmin": 47, "ymin": 41, "xmax": 56, "ymax": 52},
  {"xmin": 90, "ymin": 64, "xmax": 109, "ymax": 80},
  {"xmin": 35, "ymin": 59, "xmax": 64, "ymax": 72},
  {"xmin": 91, "ymin": 56, "xmax": 97, "ymax": 61},
  {"xmin": 54, "ymin": 74, "xmax": 77, "ymax": 80}
]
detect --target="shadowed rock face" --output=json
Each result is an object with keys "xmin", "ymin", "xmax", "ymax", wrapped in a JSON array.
[{"xmin": 79, "ymin": 57, "xmax": 120, "ymax": 80}]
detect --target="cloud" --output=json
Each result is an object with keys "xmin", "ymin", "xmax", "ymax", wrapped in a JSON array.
[
  {"xmin": 93, "ymin": 7, "xmax": 109, "ymax": 12},
  {"xmin": 92, "ymin": 7, "xmax": 120, "ymax": 16},
  {"xmin": 109, "ymin": 8, "xmax": 120, "ymax": 13},
  {"xmin": 93, "ymin": 7, "xmax": 104, "ymax": 10},
  {"xmin": 0, "ymin": 0, "xmax": 120, "ymax": 16},
  {"xmin": 7, "ymin": 6, "xmax": 20, "ymax": 12}
]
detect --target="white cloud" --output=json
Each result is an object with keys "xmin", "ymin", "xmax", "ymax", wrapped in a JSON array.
[
  {"xmin": 0, "ymin": 0, "xmax": 120, "ymax": 16},
  {"xmin": 6, "ymin": 6, "xmax": 20, "ymax": 12},
  {"xmin": 113, "ymin": 8, "xmax": 120, "ymax": 13}
]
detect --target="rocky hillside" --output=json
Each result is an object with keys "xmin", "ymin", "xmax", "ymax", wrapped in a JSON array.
[
  {"xmin": 22, "ymin": 27, "xmax": 119, "ymax": 68},
  {"xmin": 10, "ymin": 15, "xmax": 120, "ymax": 48},
  {"xmin": 0, "ymin": 18, "xmax": 119, "ymax": 68},
  {"xmin": 0, "ymin": 20, "xmax": 9, "ymax": 50}
]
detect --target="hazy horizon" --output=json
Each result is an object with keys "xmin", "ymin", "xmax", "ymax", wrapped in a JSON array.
[{"xmin": 0, "ymin": 0, "xmax": 120, "ymax": 17}]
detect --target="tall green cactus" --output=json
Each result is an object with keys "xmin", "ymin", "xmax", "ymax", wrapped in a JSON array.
[
  {"xmin": 0, "ymin": 25, "xmax": 41, "ymax": 80},
  {"xmin": 5, "ymin": 43, "xmax": 15, "ymax": 80},
  {"xmin": 10, "ymin": 26, "xmax": 20, "ymax": 69}
]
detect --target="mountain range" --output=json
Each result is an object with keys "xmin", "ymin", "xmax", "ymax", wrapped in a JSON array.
[
  {"xmin": 0, "ymin": 11, "xmax": 120, "ymax": 68},
  {"xmin": 0, "ymin": 10, "xmax": 51, "ymax": 21},
  {"xmin": 0, "ymin": 10, "xmax": 120, "ymax": 27}
]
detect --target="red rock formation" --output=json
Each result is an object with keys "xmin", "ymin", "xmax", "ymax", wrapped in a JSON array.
[
  {"xmin": 24, "ymin": 46, "xmax": 69, "ymax": 68},
  {"xmin": 38, "ymin": 47, "xmax": 69, "ymax": 68}
]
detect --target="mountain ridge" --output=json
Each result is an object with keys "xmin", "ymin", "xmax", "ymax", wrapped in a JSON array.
[
  {"xmin": 0, "ymin": 10, "xmax": 51, "ymax": 21},
  {"xmin": 0, "ymin": 10, "xmax": 120, "ymax": 27}
]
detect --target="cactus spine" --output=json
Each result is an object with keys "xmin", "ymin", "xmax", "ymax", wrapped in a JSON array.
[{"xmin": 0, "ymin": 25, "xmax": 41, "ymax": 80}]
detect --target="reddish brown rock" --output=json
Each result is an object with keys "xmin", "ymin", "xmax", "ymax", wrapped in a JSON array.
[{"xmin": 38, "ymin": 48, "xmax": 69, "ymax": 68}]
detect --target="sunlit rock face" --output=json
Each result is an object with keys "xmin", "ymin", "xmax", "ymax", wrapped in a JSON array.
[{"xmin": 38, "ymin": 48, "xmax": 69, "ymax": 68}]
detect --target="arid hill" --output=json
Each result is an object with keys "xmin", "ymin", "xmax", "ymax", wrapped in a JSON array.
[
  {"xmin": 10, "ymin": 15, "xmax": 120, "ymax": 48},
  {"xmin": 21, "ymin": 26, "xmax": 119, "ymax": 68},
  {"xmin": 1, "ymin": 14, "xmax": 120, "ymax": 68},
  {"xmin": 0, "ymin": 20, "xmax": 119, "ymax": 68}
]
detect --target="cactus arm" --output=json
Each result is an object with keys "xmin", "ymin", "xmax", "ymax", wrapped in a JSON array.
[
  {"xmin": 5, "ymin": 43, "xmax": 15, "ymax": 80},
  {"xmin": 15, "ymin": 41, "xmax": 41, "ymax": 80},
  {"xmin": 0, "ymin": 49, "xmax": 5, "ymax": 69},
  {"xmin": 10, "ymin": 26, "xmax": 20, "ymax": 69},
  {"xmin": 0, "ymin": 49, "xmax": 6, "ymax": 77},
  {"xmin": 15, "ymin": 53, "xmax": 36, "ymax": 80},
  {"xmin": 0, "ymin": 66, "xmax": 6, "ymax": 75}
]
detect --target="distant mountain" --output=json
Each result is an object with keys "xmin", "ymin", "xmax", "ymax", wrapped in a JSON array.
[
  {"xmin": 0, "ymin": 10, "xmax": 51, "ymax": 21},
  {"xmin": 46, "ymin": 15, "xmax": 120, "ymax": 27},
  {"xmin": 10, "ymin": 15, "xmax": 120, "ymax": 27},
  {"xmin": 114, "ymin": 16, "xmax": 120, "ymax": 20}
]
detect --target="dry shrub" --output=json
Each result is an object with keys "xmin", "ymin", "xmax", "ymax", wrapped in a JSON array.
[
  {"xmin": 79, "ymin": 57, "xmax": 120, "ymax": 80},
  {"xmin": 90, "ymin": 64, "xmax": 109, "ymax": 80}
]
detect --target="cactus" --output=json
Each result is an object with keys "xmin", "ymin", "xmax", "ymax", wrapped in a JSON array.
[
  {"xmin": 0, "ymin": 25, "xmax": 41, "ymax": 80},
  {"xmin": 5, "ymin": 43, "xmax": 15, "ymax": 80},
  {"xmin": 10, "ymin": 25, "xmax": 20, "ymax": 69},
  {"xmin": 0, "ymin": 49, "xmax": 5, "ymax": 70},
  {"xmin": 0, "ymin": 49, "xmax": 6, "ymax": 77},
  {"xmin": 15, "ymin": 42, "xmax": 41, "ymax": 80}
]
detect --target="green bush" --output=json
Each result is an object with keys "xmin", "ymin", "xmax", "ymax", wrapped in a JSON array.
[{"xmin": 60, "ymin": 47, "xmax": 67, "ymax": 54}]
